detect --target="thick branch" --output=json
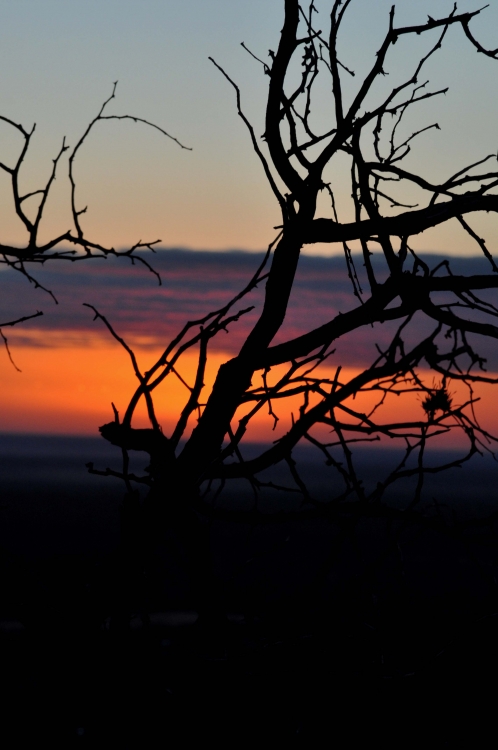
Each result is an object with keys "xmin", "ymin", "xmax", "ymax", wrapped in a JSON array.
[
  {"xmin": 306, "ymin": 192, "xmax": 498, "ymax": 244},
  {"xmin": 264, "ymin": 0, "xmax": 306, "ymax": 199}
]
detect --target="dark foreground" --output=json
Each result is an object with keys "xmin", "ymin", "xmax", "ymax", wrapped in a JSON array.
[{"xmin": 1, "ymin": 434, "xmax": 498, "ymax": 746}]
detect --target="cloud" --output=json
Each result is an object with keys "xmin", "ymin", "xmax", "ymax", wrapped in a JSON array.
[{"xmin": 2, "ymin": 248, "xmax": 498, "ymax": 370}]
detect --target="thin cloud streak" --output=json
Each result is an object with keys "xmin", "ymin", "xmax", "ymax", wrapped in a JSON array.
[{"xmin": 2, "ymin": 248, "xmax": 498, "ymax": 369}]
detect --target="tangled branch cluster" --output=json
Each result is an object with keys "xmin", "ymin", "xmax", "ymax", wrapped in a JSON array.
[{"xmin": 85, "ymin": 2, "xmax": 498, "ymax": 519}]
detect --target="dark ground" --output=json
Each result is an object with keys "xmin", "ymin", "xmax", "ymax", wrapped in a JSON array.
[{"xmin": 1, "ymin": 434, "xmax": 498, "ymax": 746}]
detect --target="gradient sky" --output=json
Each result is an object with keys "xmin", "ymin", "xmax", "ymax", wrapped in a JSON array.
[
  {"xmin": 2, "ymin": 2, "xmax": 498, "ymax": 442},
  {"xmin": 2, "ymin": 250, "xmax": 497, "ymax": 446},
  {"xmin": 0, "ymin": 0, "xmax": 497, "ymax": 253}
]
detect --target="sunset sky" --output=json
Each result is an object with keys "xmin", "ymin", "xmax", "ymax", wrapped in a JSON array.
[
  {"xmin": 1, "ymin": 1, "xmax": 498, "ymax": 442},
  {"xmin": 2, "ymin": 251, "xmax": 498, "ymax": 448}
]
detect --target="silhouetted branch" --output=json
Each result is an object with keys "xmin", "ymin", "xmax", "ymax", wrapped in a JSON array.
[{"xmin": 84, "ymin": 4, "xmax": 498, "ymax": 566}]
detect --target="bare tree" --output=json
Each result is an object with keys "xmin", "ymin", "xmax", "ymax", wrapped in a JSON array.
[
  {"xmin": 88, "ymin": 2, "xmax": 498, "ymax": 620},
  {"xmin": 0, "ymin": 82, "xmax": 190, "ymax": 366}
]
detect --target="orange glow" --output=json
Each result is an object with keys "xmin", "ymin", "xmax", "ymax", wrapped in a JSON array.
[
  {"xmin": 0, "ymin": 339, "xmax": 246, "ymax": 437},
  {"xmin": 234, "ymin": 364, "xmax": 498, "ymax": 449},
  {"xmin": 1, "ymin": 336, "xmax": 497, "ymax": 451}
]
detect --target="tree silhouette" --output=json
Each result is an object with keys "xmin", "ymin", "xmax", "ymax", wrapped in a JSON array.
[
  {"xmin": 0, "ymin": 82, "xmax": 190, "ymax": 366},
  {"xmin": 3, "ymin": 5, "xmax": 498, "ymax": 744},
  {"xmin": 86, "ymin": 2, "xmax": 498, "ymax": 620}
]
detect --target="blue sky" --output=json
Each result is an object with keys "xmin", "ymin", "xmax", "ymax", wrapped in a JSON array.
[{"xmin": 0, "ymin": 0, "xmax": 497, "ymax": 253}]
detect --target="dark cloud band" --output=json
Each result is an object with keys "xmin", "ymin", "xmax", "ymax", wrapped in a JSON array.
[{"xmin": 3, "ymin": 249, "xmax": 497, "ymax": 369}]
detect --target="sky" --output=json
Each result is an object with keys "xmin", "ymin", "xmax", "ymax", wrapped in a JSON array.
[
  {"xmin": 0, "ymin": 0, "xmax": 497, "ymax": 252},
  {"xmin": 2, "ymin": 250, "xmax": 498, "ymax": 446},
  {"xmin": 1, "ymin": 1, "xmax": 498, "ymax": 442}
]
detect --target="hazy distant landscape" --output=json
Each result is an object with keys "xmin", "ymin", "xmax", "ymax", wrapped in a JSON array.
[
  {"xmin": 2, "ymin": 431, "xmax": 498, "ymax": 744},
  {"xmin": 2, "ymin": 431, "xmax": 497, "ymax": 591}
]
